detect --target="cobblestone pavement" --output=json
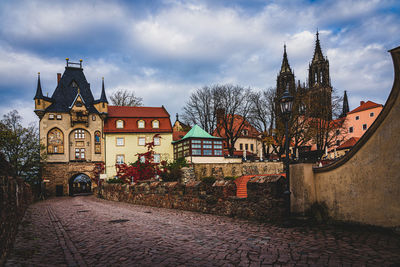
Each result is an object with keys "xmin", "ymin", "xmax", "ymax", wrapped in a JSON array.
[{"xmin": 5, "ymin": 196, "xmax": 400, "ymax": 267}]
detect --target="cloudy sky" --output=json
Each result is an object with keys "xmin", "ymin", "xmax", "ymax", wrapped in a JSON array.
[{"xmin": 0, "ymin": 0, "xmax": 399, "ymax": 126}]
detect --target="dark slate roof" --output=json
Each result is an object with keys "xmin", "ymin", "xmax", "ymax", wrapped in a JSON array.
[
  {"xmin": 34, "ymin": 74, "xmax": 44, "ymax": 99},
  {"xmin": 45, "ymin": 67, "xmax": 98, "ymax": 113},
  {"xmin": 99, "ymin": 78, "xmax": 108, "ymax": 104}
]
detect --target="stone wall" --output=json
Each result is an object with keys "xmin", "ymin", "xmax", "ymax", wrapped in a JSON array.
[
  {"xmin": 192, "ymin": 162, "xmax": 283, "ymax": 179},
  {"xmin": 290, "ymin": 46, "xmax": 400, "ymax": 228},
  {"xmin": 100, "ymin": 175, "xmax": 286, "ymax": 222},
  {"xmin": 0, "ymin": 176, "xmax": 33, "ymax": 265},
  {"xmin": 42, "ymin": 162, "xmax": 98, "ymax": 196}
]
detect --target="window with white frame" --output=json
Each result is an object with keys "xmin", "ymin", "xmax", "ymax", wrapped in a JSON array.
[
  {"xmin": 116, "ymin": 137, "xmax": 124, "ymax": 146},
  {"xmin": 56, "ymin": 114, "xmax": 62, "ymax": 120},
  {"xmin": 152, "ymin": 120, "xmax": 159, "ymax": 128},
  {"xmin": 138, "ymin": 120, "xmax": 145, "ymax": 128},
  {"xmin": 138, "ymin": 137, "xmax": 145, "ymax": 146},
  {"xmin": 154, "ymin": 154, "xmax": 161, "ymax": 163},
  {"xmin": 74, "ymin": 129, "xmax": 85, "ymax": 139},
  {"xmin": 116, "ymin": 155, "xmax": 124, "ymax": 164},
  {"xmin": 49, "ymin": 114, "xmax": 55, "ymax": 120},
  {"xmin": 140, "ymin": 155, "xmax": 146, "ymax": 163},
  {"xmin": 154, "ymin": 137, "xmax": 160, "ymax": 146},
  {"xmin": 116, "ymin": 120, "xmax": 124, "ymax": 129}
]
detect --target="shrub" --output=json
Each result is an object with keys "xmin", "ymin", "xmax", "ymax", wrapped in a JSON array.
[
  {"xmin": 201, "ymin": 176, "xmax": 216, "ymax": 185},
  {"xmin": 107, "ymin": 178, "xmax": 124, "ymax": 184},
  {"xmin": 224, "ymin": 176, "xmax": 237, "ymax": 181},
  {"xmin": 160, "ymin": 157, "xmax": 188, "ymax": 182}
]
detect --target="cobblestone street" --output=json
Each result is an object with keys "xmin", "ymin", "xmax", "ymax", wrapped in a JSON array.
[{"xmin": 5, "ymin": 196, "xmax": 400, "ymax": 267}]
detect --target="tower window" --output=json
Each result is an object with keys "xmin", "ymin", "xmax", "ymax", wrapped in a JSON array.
[
  {"xmin": 92, "ymin": 115, "xmax": 96, "ymax": 121},
  {"xmin": 49, "ymin": 114, "xmax": 55, "ymax": 120},
  {"xmin": 56, "ymin": 114, "xmax": 62, "ymax": 120},
  {"xmin": 74, "ymin": 129, "xmax": 85, "ymax": 139}
]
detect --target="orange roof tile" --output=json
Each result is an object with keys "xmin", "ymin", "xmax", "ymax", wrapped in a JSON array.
[
  {"xmin": 104, "ymin": 106, "xmax": 172, "ymax": 133},
  {"xmin": 337, "ymin": 137, "xmax": 360, "ymax": 150},
  {"xmin": 213, "ymin": 114, "xmax": 260, "ymax": 138},
  {"xmin": 347, "ymin": 101, "xmax": 383, "ymax": 115}
]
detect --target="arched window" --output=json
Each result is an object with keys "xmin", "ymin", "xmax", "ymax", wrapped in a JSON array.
[
  {"xmin": 94, "ymin": 131, "xmax": 101, "ymax": 154},
  {"xmin": 138, "ymin": 120, "xmax": 145, "ymax": 128},
  {"xmin": 116, "ymin": 120, "xmax": 124, "ymax": 129},
  {"xmin": 48, "ymin": 128, "xmax": 64, "ymax": 154},
  {"xmin": 152, "ymin": 120, "xmax": 159, "ymax": 128}
]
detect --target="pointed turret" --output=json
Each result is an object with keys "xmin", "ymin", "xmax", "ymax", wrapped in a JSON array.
[
  {"xmin": 34, "ymin": 72, "xmax": 44, "ymax": 100},
  {"xmin": 99, "ymin": 77, "xmax": 108, "ymax": 103},
  {"xmin": 93, "ymin": 77, "xmax": 108, "ymax": 116},
  {"xmin": 280, "ymin": 44, "xmax": 292, "ymax": 74},
  {"xmin": 340, "ymin": 90, "xmax": 350, "ymax": 118},
  {"xmin": 312, "ymin": 30, "xmax": 324, "ymax": 63}
]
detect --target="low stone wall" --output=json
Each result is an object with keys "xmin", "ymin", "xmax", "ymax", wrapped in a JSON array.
[
  {"xmin": 0, "ymin": 176, "xmax": 33, "ymax": 265},
  {"xmin": 99, "ymin": 176, "xmax": 286, "ymax": 222},
  {"xmin": 192, "ymin": 162, "xmax": 283, "ymax": 179}
]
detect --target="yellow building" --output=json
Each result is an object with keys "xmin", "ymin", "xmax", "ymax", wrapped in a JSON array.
[{"xmin": 104, "ymin": 106, "xmax": 173, "ymax": 178}]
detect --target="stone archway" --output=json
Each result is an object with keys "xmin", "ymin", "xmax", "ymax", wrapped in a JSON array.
[{"xmin": 69, "ymin": 173, "xmax": 92, "ymax": 196}]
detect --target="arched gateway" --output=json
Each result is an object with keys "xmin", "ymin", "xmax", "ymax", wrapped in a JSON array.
[{"xmin": 69, "ymin": 173, "xmax": 92, "ymax": 196}]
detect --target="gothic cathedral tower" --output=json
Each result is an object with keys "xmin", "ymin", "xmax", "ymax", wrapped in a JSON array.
[
  {"xmin": 277, "ymin": 44, "xmax": 296, "ymax": 99},
  {"xmin": 307, "ymin": 31, "xmax": 332, "ymax": 120}
]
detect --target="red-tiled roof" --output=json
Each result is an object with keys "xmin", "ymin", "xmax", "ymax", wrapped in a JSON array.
[
  {"xmin": 107, "ymin": 106, "xmax": 170, "ymax": 118},
  {"xmin": 347, "ymin": 101, "xmax": 383, "ymax": 115},
  {"xmin": 337, "ymin": 137, "xmax": 360, "ymax": 150},
  {"xmin": 104, "ymin": 106, "xmax": 172, "ymax": 133},
  {"xmin": 213, "ymin": 114, "xmax": 260, "ymax": 138},
  {"xmin": 173, "ymin": 130, "xmax": 189, "ymax": 141}
]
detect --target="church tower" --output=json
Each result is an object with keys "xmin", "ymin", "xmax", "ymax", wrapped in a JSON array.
[
  {"xmin": 307, "ymin": 31, "xmax": 332, "ymax": 120},
  {"xmin": 277, "ymin": 44, "xmax": 296, "ymax": 99}
]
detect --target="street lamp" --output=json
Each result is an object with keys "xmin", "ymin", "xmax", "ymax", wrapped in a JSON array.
[{"xmin": 280, "ymin": 88, "xmax": 294, "ymax": 223}]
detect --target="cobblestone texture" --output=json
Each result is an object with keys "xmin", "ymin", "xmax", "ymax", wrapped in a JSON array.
[{"xmin": 5, "ymin": 196, "xmax": 400, "ymax": 266}]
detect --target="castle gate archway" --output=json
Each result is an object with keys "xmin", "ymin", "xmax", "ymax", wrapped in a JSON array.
[{"xmin": 69, "ymin": 173, "xmax": 92, "ymax": 196}]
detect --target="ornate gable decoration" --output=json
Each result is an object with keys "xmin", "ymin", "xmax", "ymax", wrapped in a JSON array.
[{"xmin": 70, "ymin": 89, "xmax": 89, "ymax": 126}]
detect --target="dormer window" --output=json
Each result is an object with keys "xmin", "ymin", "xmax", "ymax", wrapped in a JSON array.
[
  {"xmin": 138, "ymin": 120, "xmax": 145, "ymax": 128},
  {"xmin": 152, "ymin": 120, "xmax": 159, "ymax": 128},
  {"xmin": 71, "ymin": 81, "xmax": 78, "ymax": 88},
  {"xmin": 116, "ymin": 120, "xmax": 124, "ymax": 129}
]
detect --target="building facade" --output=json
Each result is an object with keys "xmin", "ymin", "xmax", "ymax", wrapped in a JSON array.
[
  {"xmin": 103, "ymin": 106, "xmax": 173, "ymax": 178},
  {"xmin": 34, "ymin": 59, "xmax": 108, "ymax": 196}
]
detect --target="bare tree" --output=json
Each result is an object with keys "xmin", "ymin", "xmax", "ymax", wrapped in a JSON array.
[
  {"xmin": 213, "ymin": 84, "xmax": 253, "ymax": 156},
  {"xmin": 110, "ymin": 89, "xmax": 143, "ymax": 106},
  {"xmin": 248, "ymin": 88, "xmax": 275, "ymax": 159},
  {"xmin": 182, "ymin": 86, "xmax": 217, "ymax": 134}
]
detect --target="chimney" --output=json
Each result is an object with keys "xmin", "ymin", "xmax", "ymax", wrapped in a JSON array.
[
  {"xmin": 216, "ymin": 108, "xmax": 225, "ymax": 123},
  {"xmin": 57, "ymin": 73, "xmax": 61, "ymax": 85},
  {"xmin": 360, "ymin": 101, "xmax": 365, "ymax": 106}
]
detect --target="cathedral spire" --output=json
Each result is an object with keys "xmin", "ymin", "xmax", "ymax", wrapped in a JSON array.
[
  {"xmin": 34, "ymin": 72, "xmax": 44, "ymax": 99},
  {"xmin": 312, "ymin": 30, "xmax": 324, "ymax": 63},
  {"xmin": 340, "ymin": 90, "xmax": 350, "ymax": 118},
  {"xmin": 280, "ymin": 44, "xmax": 292, "ymax": 74},
  {"xmin": 99, "ymin": 77, "xmax": 108, "ymax": 103}
]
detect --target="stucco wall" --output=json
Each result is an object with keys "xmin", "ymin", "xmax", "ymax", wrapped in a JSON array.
[
  {"xmin": 105, "ymin": 132, "xmax": 173, "ymax": 178},
  {"xmin": 290, "ymin": 47, "xmax": 400, "ymax": 228},
  {"xmin": 193, "ymin": 162, "xmax": 283, "ymax": 179}
]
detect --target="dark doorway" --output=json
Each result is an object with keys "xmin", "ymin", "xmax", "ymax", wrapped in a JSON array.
[
  {"xmin": 56, "ymin": 185, "xmax": 64, "ymax": 197},
  {"xmin": 69, "ymin": 173, "xmax": 92, "ymax": 196}
]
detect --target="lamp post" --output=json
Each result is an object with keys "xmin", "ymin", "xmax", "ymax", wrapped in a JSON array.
[{"xmin": 280, "ymin": 88, "xmax": 294, "ymax": 222}]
